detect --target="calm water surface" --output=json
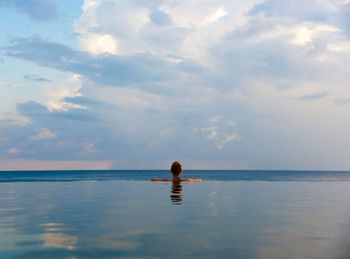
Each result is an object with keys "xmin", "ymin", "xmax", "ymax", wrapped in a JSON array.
[{"xmin": 1, "ymin": 171, "xmax": 350, "ymax": 258}]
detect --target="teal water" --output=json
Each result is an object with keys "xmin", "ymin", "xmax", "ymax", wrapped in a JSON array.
[
  {"xmin": 1, "ymin": 171, "xmax": 350, "ymax": 258},
  {"xmin": 1, "ymin": 170, "xmax": 350, "ymax": 182}
]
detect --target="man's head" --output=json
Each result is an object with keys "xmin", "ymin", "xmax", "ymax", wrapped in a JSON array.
[{"xmin": 171, "ymin": 161, "xmax": 182, "ymax": 177}]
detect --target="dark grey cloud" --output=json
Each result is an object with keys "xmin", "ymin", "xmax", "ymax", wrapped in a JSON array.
[
  {"xmin": 16, "ymin": 101, "xmax": 48, "ymax": 118},
  {"xmin": 0, "ymin": 0, "xmax": 58, "ymax": 22},
  {"xmin": 23, "ymin": 74, "xmax": 51, "ymax": 82},
  {"xmin": 6, "ymin": 37, "xmax": 203, "ymax": 87}
]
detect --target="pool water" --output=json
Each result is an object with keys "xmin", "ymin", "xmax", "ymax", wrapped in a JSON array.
[{"xmin": 1, "ymin": 179, "xmax": 350, "ymax": 258}]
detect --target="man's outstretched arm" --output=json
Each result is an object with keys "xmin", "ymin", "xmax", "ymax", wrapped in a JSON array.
[
  {"xmin": 151, "ymin": 178, "xmax": 171, "ymax": 181},
  {"xmin": 181, "ymin": 178, "xmax": 202, "ymax": 182}
]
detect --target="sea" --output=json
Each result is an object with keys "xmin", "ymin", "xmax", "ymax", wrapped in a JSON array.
[{"xmin": 1, "ymin": 170, "xmax": 350, "ymax": 259}]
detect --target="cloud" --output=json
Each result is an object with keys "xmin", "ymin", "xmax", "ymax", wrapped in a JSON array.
[
  {"xmin": 248, "ymin": 0, "xmax": 338, "ymax": 22},
  {"xmin": 79, "ymin": 34, "xmax": 119, "ymax": 56},
  {"xmin": 62, "ymin": 96, "xmax": 109, "ymax": 108},
  {"xmin": 297, "ymin": 91, "xmax": 328, "ymax": 100},
  {"xmin": 193, "ymin": 127, "xmax": 218, "ymax": 140},
  {"xmin": 149, "ymin": 9, "xmax": 172, "ymax": 26},
  {"xmin": 16, "ymin": 101, "xmax": 48, "ymax": 117},
  {"xmin": 216, "ymin": 133, "xmax": 239, "ymax": 150},
  {"xmin": 6, "ymin": 37, "xmax": 202, "ymax": 88},
  {"xmin": 339, "ymin": 0, "xmax": 350, "ymax": 5},
  {"xmin": 0, "ymin": 0, "xmax": 58, "ymax": 22},
  {"xmin": 0, "ymin": 100, "xmax": 103, "ymax": 161},
  {"xmin": 210, "ymin": 115, "xmax": 223, "ymax": 123},
  {"xmin": 334, "ymin": 99, "xmax": 350, "ymax": 105},
  {"xmin": 23, "ymin": 74, "xmax": 51, "ymax": 82},
  {"xmin": 193, "ymin": 115, "xmax": 240, "ymax": 150},
  {"xmin": 7, "ymin": 147, "xmax": 20, "ymax": 154},
  {"xmin": 30, "ymin": 128, "xmax": 56, "ymax": 140},
  {"xmin": 45, "ymin": 74, "xmax": 85, "ymax": 111},
  {"xmin": 292, "ymin": 24, "xmax": 339, "ymax": 46},
  {"xmin": 74, "ymin": 0, "xmax": 261, "ymax": 63},
  {"xmin": 201, "ymin": 7, "xmax": 227, "ymax": 26}
]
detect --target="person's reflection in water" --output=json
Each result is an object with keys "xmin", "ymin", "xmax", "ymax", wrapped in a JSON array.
[{"xmin": 170, "ymin": 181, "xmax": 183, "ymax": 205}]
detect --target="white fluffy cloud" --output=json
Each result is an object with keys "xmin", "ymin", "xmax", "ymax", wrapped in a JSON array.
[
  {"xmin": 193, "ymin": 115, "xmax": 240, "ymax": 150},
  {"xmin": 216, "ymin": 133, "xmax": 239, "ymax": 150},
  {"xmin": 79, "ymin": 33, "xmax": 119, "ymax": 55},
  {"xmin": 75, "ymin": 0, "xmax": 262, "ymax": 63},
  {"xmin": 30, "ymin": 128, "xmax": 56, "ymax": 140},
  {"xmin": 45, "ymin": 74, "xmax": 85, "ymax": 111}
]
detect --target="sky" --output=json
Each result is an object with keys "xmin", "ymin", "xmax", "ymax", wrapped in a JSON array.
[{"xmin": 1, "ymin": 0, "xmax": 350, "ymax": 170}]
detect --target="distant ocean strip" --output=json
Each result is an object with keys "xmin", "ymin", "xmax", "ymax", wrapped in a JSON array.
[{"xmin": 1, "ymin": 170, "xmax": 350, "ymax": 182}]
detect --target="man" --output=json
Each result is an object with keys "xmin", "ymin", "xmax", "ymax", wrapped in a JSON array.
[{"xmin": 151, "ymin": 161, "xmax": 201, "ymax": 182}]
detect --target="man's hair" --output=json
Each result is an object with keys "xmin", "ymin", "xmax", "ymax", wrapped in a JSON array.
[{"xmin": 171, "ymin": 161, "xmax": 182, "ymax": 176}]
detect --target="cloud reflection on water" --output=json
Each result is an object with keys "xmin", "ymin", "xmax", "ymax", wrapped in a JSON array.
[
  {"xmin": 1, "ymin": 181, "xmax": 350, "ymax": 258},
  {"xmin": 42, "ymin": 232, "xmax": 77, "ymax": 250}
]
